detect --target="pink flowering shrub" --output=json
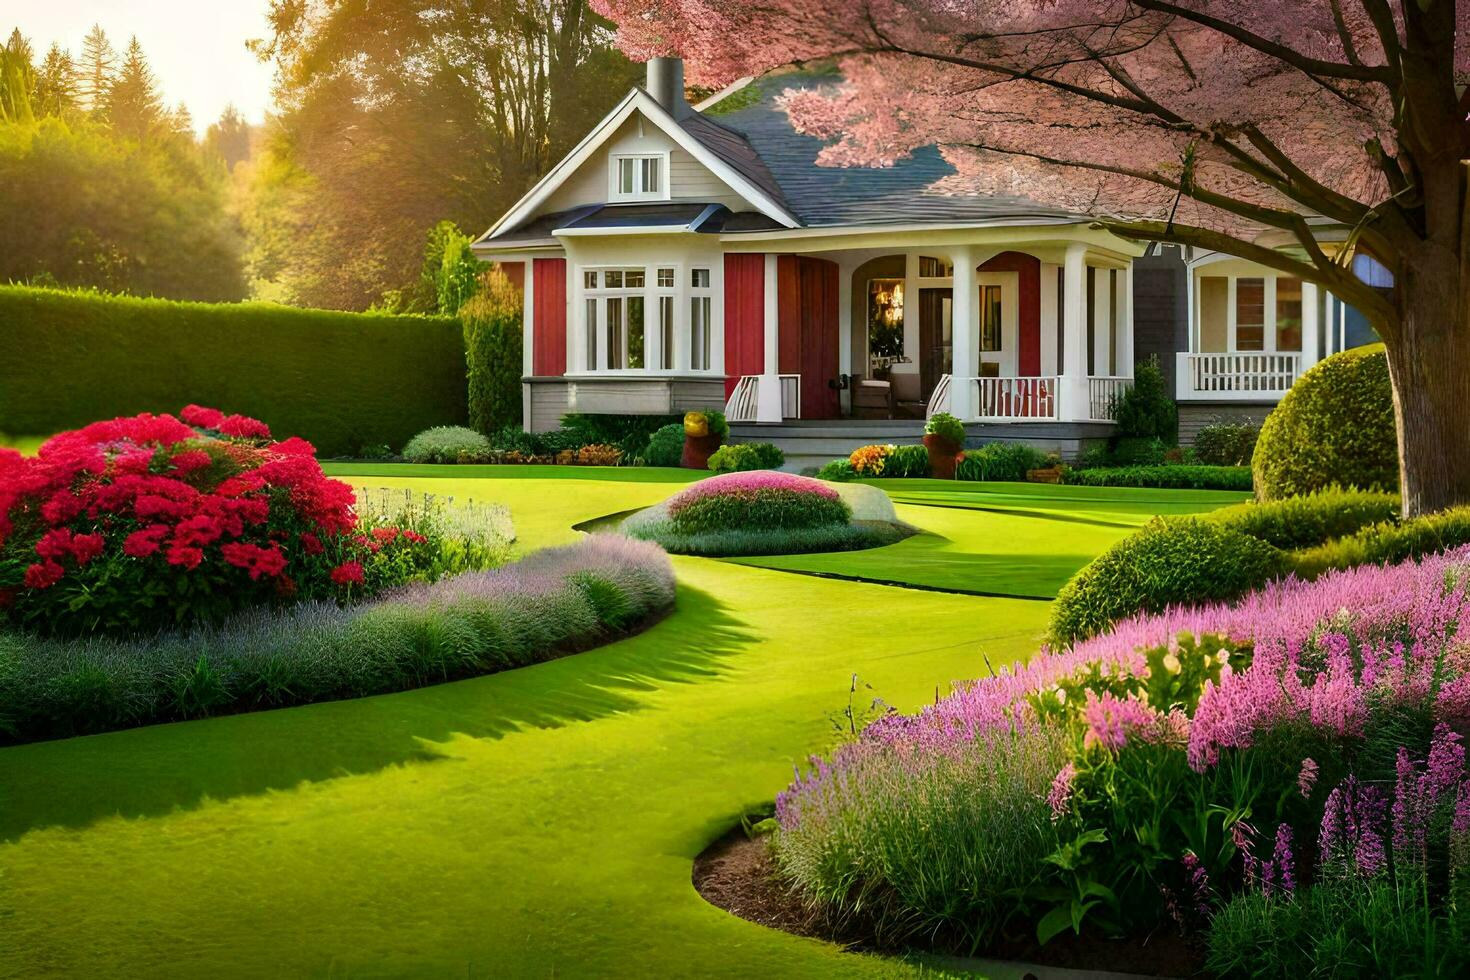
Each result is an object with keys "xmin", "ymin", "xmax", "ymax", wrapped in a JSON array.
[
  {"xmin": 0, "ymin": 407, "xmax": 461, "ymax": 636},
  {"xmin": 663, "ymin": 471, "xmax": 850, "ymax": 535}
]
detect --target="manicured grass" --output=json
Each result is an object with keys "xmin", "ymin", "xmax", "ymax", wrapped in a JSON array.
[
  {"xmin": 729, "ymin": 480, "xmax": 1247, "ymax": 598},
  {"xmin": 0, "ymin": 469, "xmax": 1239, "ymax": 978}
]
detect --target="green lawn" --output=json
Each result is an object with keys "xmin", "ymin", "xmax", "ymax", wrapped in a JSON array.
[{"xmin": 0, "ymin": 467, "xmax": 1240, "ymax": 979}]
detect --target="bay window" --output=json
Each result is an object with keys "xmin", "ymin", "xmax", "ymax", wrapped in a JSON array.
[{"xmin": 579, "ymin": 263, "xmax": 716, "ymax": 374}]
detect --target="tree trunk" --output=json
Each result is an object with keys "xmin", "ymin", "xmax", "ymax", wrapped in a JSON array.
[{"xmin": 1384, "ymin": 245, "xmax": 1470, "ymax": 517}]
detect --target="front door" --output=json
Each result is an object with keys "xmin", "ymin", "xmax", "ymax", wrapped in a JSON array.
[
  {"xmin": 976, "ymin": 272, "xmax": 1019, "ymax": 378},
  {"xmin": 918, "ymin": 288, "xmax": 952, "ymax": 400}
]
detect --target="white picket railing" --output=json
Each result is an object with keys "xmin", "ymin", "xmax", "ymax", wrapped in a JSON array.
[
  {"xmin": 724, "ymin": 373, "xmax": 801, "ymax": 422},
  {"xmin": 1088, "ymin": 376, "xmax": 1134, "ymax": 421},
  {"xmin": 975, "ymin": 376, "xmax": 1059, "ymax": 421},
  {"xmin": 925, "ymin": 374, "xmax": 953, "ymax": 418},
  {"xmin": 724, "ymin": 375, "xmax": 761, "ymax": 422},
  {"xmin": 1177, "ymin": 352, "xmax": 1301, "ymax": 401}
]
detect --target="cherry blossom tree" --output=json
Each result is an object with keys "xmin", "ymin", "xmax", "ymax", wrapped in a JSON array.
[{"xmin": 594, "ymin": 0, "xmax": 1470, "ymax": 516}]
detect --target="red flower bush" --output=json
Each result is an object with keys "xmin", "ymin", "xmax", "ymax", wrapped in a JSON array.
[{"xmin": 0, "ymin": 406, "xmax": 435, "ymax": 636}]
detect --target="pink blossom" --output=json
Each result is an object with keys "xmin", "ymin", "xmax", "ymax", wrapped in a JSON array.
[{"xmin": 1047, "ymin": 762, "xmax": 1076, "ymax": 818}]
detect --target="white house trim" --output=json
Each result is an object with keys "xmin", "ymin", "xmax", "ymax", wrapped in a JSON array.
[{"xmin": 483, "ymin": 88, "xmax": 799, "ymax": 242}]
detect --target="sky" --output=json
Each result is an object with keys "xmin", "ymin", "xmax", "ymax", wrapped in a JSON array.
[{"xmin": 0, "ymin": 0, "xmax": 278, "ymax": 133}]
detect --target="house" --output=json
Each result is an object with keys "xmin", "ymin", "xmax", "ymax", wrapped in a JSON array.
[{"xmin": 473, "ymin": 58, "xmax": 1381, "ymax": 465}]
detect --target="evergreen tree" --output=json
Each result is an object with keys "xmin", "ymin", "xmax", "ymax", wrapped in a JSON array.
[
  {"xmin": 205, "ymin": 104, "xmax": 251, "ymax": 170},
  {"xmin": 0, "ymin": 28, "xmax": 36, "ymax": 123},
  {"xmin": 76, "ymin": 24, "xmax": 115, "ymax": 114},
  {"xmin": 166, "ymin": 101, "xmax": 193, "ymax": 138},
  {"xmin": 34, "ymin": 43, "xmax": 76, "ymax": 116},
  {"xmin": 105, "ymin": 36, "xmax": 162, "ymax": 139}
]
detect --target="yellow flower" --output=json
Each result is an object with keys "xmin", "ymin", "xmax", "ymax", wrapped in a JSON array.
[{"xmin": 1162, "ymin": 652, "xmax": 1182, "ymax": 675}]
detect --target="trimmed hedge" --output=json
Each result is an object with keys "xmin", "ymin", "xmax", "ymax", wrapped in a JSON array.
[
  {"xmin": 1048, "ymin": 489, "xmax": 1461, "ymax": 646},
  {"xmin": 1061, "ymin": 465, "xmax": 1254, "ymax": 491},
  {"xmin": 1048, "ymin": 518, "xmax": 1288, "ymax": 646},
  {"xmin": 0, "ymin": 286, "xmax": 467, "ymax": 457},
  {"xmin": 1253, "ymin": 344, "xmax": 1398, "ymax": 499},
  {"xmin": 461, "ymin": 271, "xmax": 523, "ymax": 435}
]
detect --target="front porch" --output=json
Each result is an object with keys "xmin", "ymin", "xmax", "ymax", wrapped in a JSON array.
[{"xmin": 722, "ymin": 237, "xmax": 1138, "ymax": 426}]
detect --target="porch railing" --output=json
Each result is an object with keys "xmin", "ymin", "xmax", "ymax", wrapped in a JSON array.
[
  {"xmin": 724, "ymin": 375, "xmax": 760, "ymax": 422},
  {"xmin": 724, "ymin": 374, "xmax": 801, "ymax": 423},
  {"xmin": 925, "ymin": 374, "xmax": 953, "ymax": 418},
  {"xmin": 1088, "ymin": 376, "xmax": 1134, "ymax": 422},
  {"xmin": 1177, "ymin": 352, "xmax": 1301, "ymax": 401},
  {"xmin": 975, "ymin": 376, "xmax": 1059, "ymax": 422}
]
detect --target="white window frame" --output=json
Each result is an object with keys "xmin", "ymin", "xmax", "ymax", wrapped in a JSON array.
[
  {"xmin": 572, "ymin": 260, "xmax": 722, "ymax": 377},
  {"xmin": 1193, "ymin": 268, "xmax": 1304, "ymax": 356},
  {"xmin": 608, "ymin": 152, "xmax": 670, "ymax": 202},
  {"xmin": 689, "ymin": 267, "xmax": 714, "ymax": 373}
]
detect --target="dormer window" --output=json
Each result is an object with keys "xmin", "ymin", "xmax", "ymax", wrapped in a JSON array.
[{"xmin": 611, "ymin": 153, "xmax": 666, "ymax": 201}]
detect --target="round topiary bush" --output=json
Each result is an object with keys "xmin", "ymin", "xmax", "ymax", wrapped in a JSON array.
[
  {"xmin": 402, "ymin": 426, "xmax": 492, "ymax": 464},
  {"xmin": 644, "ymin": 423, "xmax": 686, "ymax": 468},
  {"xmin": 1253, "ymin": 344, "xmax": 1397, "ymax": 500}
]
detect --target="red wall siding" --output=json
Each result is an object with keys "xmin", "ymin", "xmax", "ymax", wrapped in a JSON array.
[
  {"xmin": 723, "ymin": 254, "xmax": 765, "ymax": 398},
  {"xmin": 777, "ymin": 255, "xmax": 841, "ymax": 419},
  {"xmin": 532, "ymin": 258, "xmax": 566, "ymax": 377},
  {"xmin": 980, "ymin": 251, "xmax": 1042, "ymax": 376}
]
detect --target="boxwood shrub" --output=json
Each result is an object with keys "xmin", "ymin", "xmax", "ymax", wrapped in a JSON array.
[
  {"xmin": 1061, "ymin": 465, "xmax": 1253, "ymax": 491},
  {"xmin": 1292, "ymin": 505, "xmax": 1470, "ymax": 578},
  {"xmin": 1206, "ymin": 490, "xmax": 1400, "ymax": 551},
  {"xmin": 644, "ymin": 423, "xmax": 686, "ymax": 468},
  {"xmin": 1253, "ymin": 344, "xmax": 1398, "ymax": 499},
  {"xmin": 402, "ymin": 426, "xmax": 492, "ymax": 464},
  {"xmin": 708, "ymin": 442, "xmax": 785, "ymax": 473},
  {"xmin": 1048, "ymin": 518, "xmax": 1289, "ymax": 647},
  {"xmin": 0, "ymin": 286, "xmax": 467, "ymax": 457}
]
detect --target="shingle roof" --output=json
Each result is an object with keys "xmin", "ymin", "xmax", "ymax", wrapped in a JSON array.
[
  {"xmin": 691, "ymin": 70, "xmax": 1076, "ymax": 229},
  {"xmin": 481, "ymin": 202, "xmax": 785, "ymax": 247}
]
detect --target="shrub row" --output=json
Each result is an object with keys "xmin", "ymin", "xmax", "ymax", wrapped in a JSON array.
[
  {"xmin": 0, "ymin": 286, "xmax": 468, "ymax": 458},
  {"xmin": 0, "ymin": 535, "xmax": 673, "ymax": 744},
  {"xmin": 709, "ymin": 442, "xmax": 785, "ymax": 473},
  {"xmin": 1048, "ymin": 489, "xmax": 1470, "ymax": 646},
  {"xmin": 1060, "ymin": 464, "xmax": 1254, "ymax": 491},
  {"xmin": 817, "ymin": 441, "xmax": 1048, "ymax": 483}
]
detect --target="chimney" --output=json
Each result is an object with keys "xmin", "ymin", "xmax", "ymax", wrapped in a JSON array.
[{"xmin": 646, "ymin": 57, "xmax": 690, "ymax": 119}]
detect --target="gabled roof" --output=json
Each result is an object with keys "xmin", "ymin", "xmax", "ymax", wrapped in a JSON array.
[
  {"xmin": 689, "ymin": 69, "xmax": 1076, "ymax": 229},
  {"xmin": 480, "ymin": 88, "xmax": 801, "ymax": 243}
]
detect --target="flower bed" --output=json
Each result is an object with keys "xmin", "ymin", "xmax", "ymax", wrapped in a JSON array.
[
  {"xmin": 0, "ymin": 535, "xmax": 673, "ymax": 744},
  {"xmin": 760, "ymin": 547, "xmax": 1470, "ymax": 972},
  {"xmin": 0, "ymin": 406, "xmax": 506, "ymax": 637},
  {"xmin": 622, "ymin": 472, "xmax": 906, "ymax": 557}
]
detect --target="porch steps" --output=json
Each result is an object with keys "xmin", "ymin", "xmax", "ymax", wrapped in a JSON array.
[{"xmin": 729, "ymin": 419, "xmax": 1116, "ymax": 473}]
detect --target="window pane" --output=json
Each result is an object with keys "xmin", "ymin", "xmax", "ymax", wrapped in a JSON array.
[
  {"xmin": 867, "ymin": 278, "xmax": 905, "ymax": 359},
  {"xmin": 618, "ymin": 159, "xmax": 635, "ymax": 194},
  {"xmin": 691, "ymin": 296, "xmax": 711, "ymax": 371},
  {"xmin": 980, "ymin": 285, "xmax": 1002, "ymax": 351},
  {"xmin": 691, "ymin": 268, "xmax": 710, "ymax": 289},
  {"xmin": 1276, "ymin": 277, "xmax": 1303, "ymax": 352},
  {"xmin": 660, "ymin": 295, "xmax": 674, "ymax": 369},
  {"xmin": 607, "ymin": 297, "xmax": 623, "ymax": 369},
  {"xmin": 585, "ymin": 298, "xmax": 598, "ymax": 370},
  {"xmin": 1236, "ymin": 277, "xmax": 1265, "ymax": 351},
  {"xmin": 642, "ymin": 157, "xmax": 661, "ymax": 194},
  {"xmin": 918, "ymin": 256, "xmax": 953, "ymax": 278},
  {"xmin": 627, "ymin": 296, "xmax": 645, "ymax": 369},
  {"xmin": 625, "ymin": 269, "xmax": 645, "ymax": 288},
  {"xmin": 583, "ymin": 270, "xmax": 597, "ymax": 289},
  {"xmin": 604, "ymin": 270, "xmax": 622, "ymax": 288},
  {"xmin": 1198, "ymin": 276, "xmax": 1228, "ymax": 352},
  {"xmin": 657, "ymin": 268, "xmax": 674, "ymax": 288}
]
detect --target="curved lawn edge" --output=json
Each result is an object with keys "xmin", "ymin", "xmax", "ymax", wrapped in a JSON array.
[{"xmin": 0, "ymin": 535, "xmax": 675, "ymax": 746}]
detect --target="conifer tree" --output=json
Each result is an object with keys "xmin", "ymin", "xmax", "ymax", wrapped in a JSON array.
[{"xmin": 76, "ymin": 23, "xmax": 115, "ymax": 114}]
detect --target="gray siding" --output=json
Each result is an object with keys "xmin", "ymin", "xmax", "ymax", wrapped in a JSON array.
[
  {"xmin": 1177, "ymin": 403, "xmax": 1274, "ymax": 446},
  {"xmin": 1132, "ymin": 245, "xmax": 1188, "ymax": 399},
  {"xmin": 524, "ymin": 377, "xmax": 726, "ymax": 432}
]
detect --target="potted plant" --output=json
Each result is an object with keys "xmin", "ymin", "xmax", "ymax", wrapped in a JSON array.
[
  {"xmin": 681, "ymin": 410, "xmax": 728, "ymax": 469},
  {"xmin": 922, "ymin": 412, "xmax": 965, "ymax": 479},
  {"xmin": 1027, "ymin": 451, "xmax": 1066, "ymax": 483}
]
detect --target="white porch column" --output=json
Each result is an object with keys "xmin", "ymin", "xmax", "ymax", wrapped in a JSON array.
[
  {"xmin": 949, "ymin": 246, "xmax": 977, "ymax": 420},
  {"xmin": 1092, "ymin": 264, "xmax": 1113, "ymax": 378},
  {"xmin": 756, "ymin": 253, "xmax": 783, "ymax": 422},
  {"xmin": 521, "ymin": 260, "xmax": 536, "ymax": 432},
  {"xmin": 1301, "ymin": 280, "xmax": 1321, "ymax": 368},
  {"xmin": 1115, "ymin": 265, "xmax": 1134, "ymax": 377},
  {"xmin": 1059, "ymin": 244, "xmax": 1090, "ymax": 421},
  {"xmin": 1039, "ymin": 263, "xmax": 1060, "ymax": 376},
  {"xmin": 837, "ymin": 260, "xmax": 855, "ymax": 416}
]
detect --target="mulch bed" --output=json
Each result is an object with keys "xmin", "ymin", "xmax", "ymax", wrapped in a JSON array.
[{"xmin": 692, "ymin": 826, "xmax": 1207, "ymax": 979}]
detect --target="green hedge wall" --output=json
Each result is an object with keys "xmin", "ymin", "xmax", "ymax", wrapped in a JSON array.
[{"xmin": 0, "ymin": 286, "xmax": 467, "ymax": 457}]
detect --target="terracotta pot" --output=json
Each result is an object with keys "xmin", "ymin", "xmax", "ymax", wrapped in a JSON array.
[
  {"xmin": 923, "ymin": 433, "xmax": 963, "ymax": 480},
  {"xmin": 682, "ymin": 433, "xmax": 723, "ymax": 469}
]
